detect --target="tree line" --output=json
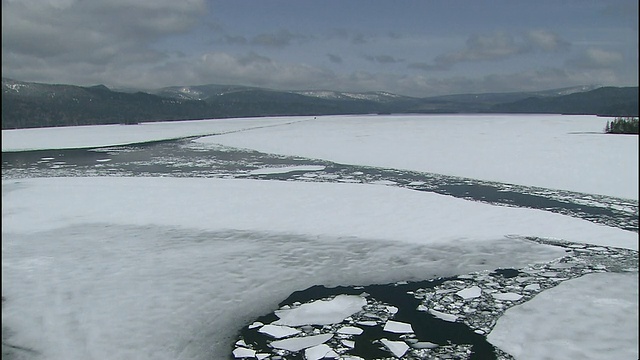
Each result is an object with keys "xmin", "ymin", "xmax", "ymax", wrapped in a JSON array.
[{"xmin": 604, "ymin": 117, "xmax": 639, "ymax": 134}]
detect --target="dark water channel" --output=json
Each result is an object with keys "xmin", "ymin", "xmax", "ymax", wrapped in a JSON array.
[
  {"xmin": 242, "ymin": 277, "xmax": 499, "ymax": 359},
  {"xmin": 2, "ymin": 137, "xmax": 637, "ymax": 232}
]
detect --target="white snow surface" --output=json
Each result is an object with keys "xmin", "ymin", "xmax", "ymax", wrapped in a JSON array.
[
  {"xmin": 1, "ymin": 116, "xmax": 302, "ymax": 151},
  {"xmin": 195, "ymin": 114, "xmax": 638, "ymax": 200},
  {"xmin": 3, "ymin": 177, "xmax": 635, "ymax": 250},
  {"xmin": 488, "ymin": 273, "xmax": 639, "ymax": 360},
  {"xmin": 2, "ymin": 114, "xmax": 638, "ymax": 360}
]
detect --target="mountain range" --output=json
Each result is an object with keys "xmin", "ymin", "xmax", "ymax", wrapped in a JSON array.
[{"xmin": 2, "ymin": 78, "xmax": 637, "ymax": 129}]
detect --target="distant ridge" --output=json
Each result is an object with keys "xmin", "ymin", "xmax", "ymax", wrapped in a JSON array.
[{"xmin": 2, "ymin": 78, "xmax": 637, "ymax": 129}]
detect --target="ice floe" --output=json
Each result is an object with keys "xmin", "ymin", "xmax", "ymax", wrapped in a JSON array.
[{"xmin": 274, "ymin": 295, "xmax": 367, "ymax": 326}]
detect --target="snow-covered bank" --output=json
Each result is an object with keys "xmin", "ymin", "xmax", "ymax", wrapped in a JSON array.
[{"xmin": 196, "ymin": 114, "xmax": 638, "ymax": 200}]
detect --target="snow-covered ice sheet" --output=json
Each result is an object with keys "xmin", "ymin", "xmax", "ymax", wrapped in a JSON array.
[
  {"xmin": 1, "ymin": 116, "xmax": 303, "ymax": 151},
  {"xmin": 488, "ymin": 272, "xmax": 639, "ymax": 360},
  {"xmin": 195, "ymin": 114, "xmax": 639, "ymax": 200},
  {"xmin": 3, "ymin": 177, "xmax": 635, "ymax": 250}
]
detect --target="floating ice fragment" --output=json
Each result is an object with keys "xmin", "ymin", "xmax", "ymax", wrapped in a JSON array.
[
  {"xmin": 371, "ymin": 180, "xmax": 397, "ymax": 185},
  {"xmin": 341, "ymin": 340, "xmax": 355, "ymax": 348},
  {"xmin": 428, "ymin": 309, "xmax": 459, "ymax": 322},
  {"xmin": 589, "ymin": 247, "xmax": 608, "ymax": 251},
  {"xmin": 270, "ymin": 334, "xmax": 333, "ymax": 352},
  {"xmin": 258, "ymin": 324, "xmax": 301, "ymax": 338},
  {"xmin": 304, "ymin": 344, "xmax": 338, "ymax": 360},
  {"xmin": 492, "ymin": 292, "xmax": 523, "ymax": 301},
  {"xmin": 249, "ymin": 165, "xmax": 326, "ymax": 175},
  {"xmin": 235, "ymin": 339, "xmax": 247, "ymax": 346},
  {"xmin": 356, "ymin": 320, "xmax": 378, "ymax": 326},
  {"xmin": 455, "ymin": 286, "xmax": 482, "ymax": 299},
  {"xmin": 274, "ymin": 295, "xmax": 366, "ymax": 326},
  {"xmin": 411, "ymin": 341, "xmax": 438, "ymax": 349},
  {"xmin": 233, "ymin": 347, "xmax": 256, "ymax": 358},
  {"xmin": 523, "ymin": 283, "xmax": 541, "ymax": 291},
  {"xmin": 256, "ymin": 354, "xmax": 270, "ymax": 360},
  {"xmin": 383, "ymin": 320, "xmax": 414, "ymax": 334},
  {"xmin": 337, "ymin": 326, "xmax": 364, "ymax": 335},
  {"xmin": 248, "ymin": 321, "xmax": 264, "ymax": 329},
  {"xmin": 380, "ymin": 339, "xmax": 409, "ymax": 357},
  {"xmin": 385, "ymin": 305, "xmax": 399, "ymax": 314}
]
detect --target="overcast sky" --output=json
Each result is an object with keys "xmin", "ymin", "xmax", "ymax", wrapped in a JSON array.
[{"xmin": 2, "ymin": 0, "xmax": 638, "ymax": 97}]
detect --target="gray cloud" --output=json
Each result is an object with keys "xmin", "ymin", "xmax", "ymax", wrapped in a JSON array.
[
  {"xmin": 223, "ymin": 35, "xmax": 249, "ymax": 45},
  {"xmin": 363, "ymin": 54, "xmax": 403, "ymax": 64},
  {"xmin": 1, "ymin": 2, "xmax": 634, "ymax": 98},
  {"xmin": 524, "ymin": 30, "xmax": 571, "ymax": 52},
  {"xmin": 411, "ymin": 30, "xmax": 571, "ymax": 72},
  {"xmin": 250, "ymin": 30, "xmax": 308, "ymax": 47},
  {"xmin": 327, "ymin": 53, "xmax": 343, "ymax": 63},
  {"xmin": 567, "ymin": 48, "xmax": 624, "ymax": 69},
  {"xmin": 2, "ymin": 0, "xmax": 207, "ymax": 83},
  {"xmin": 351, "ymin": 33, "xmax": 368, "ymax": 45},
  {"xmin": 216, "ymin": 29, "xmax": 309, "ymax": 48}
]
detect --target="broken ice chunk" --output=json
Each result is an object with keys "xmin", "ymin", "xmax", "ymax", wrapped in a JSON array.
[
  {"xmin": 428, "ymin": 309, "xmax": 459, "ymax": 322},
  {"xmin": 337, "ymin": 326, "xmax": 364, "ymax": 335},
  {"xmin": 304, "ymin": 344, "xmax": 339, "ymax": 360},
  {"xmin": 274, "ymin": 295, "xmax": 367, "ymax": 326},
  {"xmin": 258, "ymin": 324, "xmax": 301, "ymax": 339},
  {"xmin": 383, "ymin": 320, "xmax": 414, "ymax": 334},
  {"xmin": 270, "ymin": 333, "xmax": 333, "ymax": 352},
  {"xmin": 233, "ymin": 347, "xmax": 256, "ymax": 358},
  {"xmin": 523, "ymin": 283, "xmax": 541, "ymax": 291},
  {"xmin": 380, "ymin": 339, "xmax": 409, "ymax": 357},
  {"xmin": 455, "ymin": 286, "xmax": 482, "ymax": 299},
  {"xmin": 491, "ymin": 292, "xmax": 523, "ymax": 301}
]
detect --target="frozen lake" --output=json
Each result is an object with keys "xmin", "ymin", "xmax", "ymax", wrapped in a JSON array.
[
  {"xmin": 2, "ymin": 138, "xmax": 636, "ymax": 231},
  {"xmin": 2, "ymin": 114, "xmax": 638, "ymax": 360}
]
